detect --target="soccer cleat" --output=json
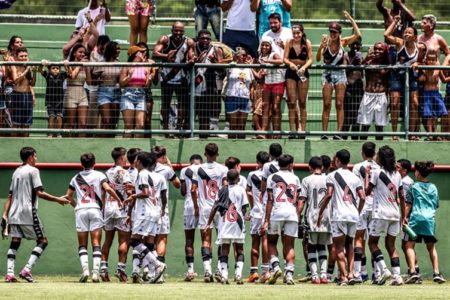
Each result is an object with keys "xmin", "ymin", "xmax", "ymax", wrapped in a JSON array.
[
  {"xmin": 416, "ymin": 275, "xmax": 423, "ymax": 284},
  {"xmin": 377, "ymin": 269, "xmax": 392, "ymax": 285},
  {"xmin": 247, "ymin": 272, "xmax": 259, "ymax": 283},
  {"xmin": 390, "ymin": 275, "xmax": 403, "ymax": 286},
  {"xmin": 259, "ymin": 272, "xmax": 271, "ymax": 284},
  {"xmin": 204, "ymin": 272, "xmax": 213, "ymax": 283},
  {"xmin": 100, "ymin": 270, "xmax": 110, "ymax": 282},
  {"xmin": 285, "ymin": 273, "xmax": 295, "ymax": 285},
  {"xmin": 214, "ymin": 270, "xmax": 222, "ymax": 283},
  {"xmin": 155, "ymin": 274, "xmax": 165, "ymax": 284},
  {"xmin": 320, "ymin": 274, "xmax": 328, "ymax": 284},
  {"xmin": 267, "ymin": 268, "xmax": 282, "ymax": 285},
  {"xmin": 221, "ymin": 276, "xmax": 229, "ymax": 285},
  {"xmin": 405, "ymin": 272, "xmax": 420, "ymax": 284},
  {"xmin": 235, "ymin": 275, "xmax": 244, "ymax": 285},
  {"xmin": 311, "ymin": 275, "xmax": 320, "ymax": 284},
  {"xmin": 337, "ymin": 280, "xmax": 348, "ymax": 286},
  {"xmin": 19, "ymin": 268, "xmax": 34, "ymax": 283},
  {"xmin": 349, "ymin": 277, "xmax": 362, "ymax": 285},
  {"xmin": 184, "ymin": 272, "xmax": 197, "ymax": 282},
  {"xmin": 433, "ymin": 273, "xmax": 446, "ymax": 284},
  {"xmin": 151, "ymin": 263, "xmax": 166, "ymax": 283},
  {"xmin": 79, "ymin": 270, "xmax": 89, "ymax": 283},
  {"xmin": 5, "ymin": 274, "xmax": 18, "ymax": 283},
  {"xmin": 361, "ymin": 273, "xmax": 369, "ymax": 282},
  {"xmin": 298, "ymin": 272, "xmax": 312, "ymax": 283},
  {"xmin": 142, "ymin": 269, "xmax": 149, "ymax": 282},
  {"xmin": 115, "ymin": 269, "xmax": 128, "ymax": 283},
  {"xmin": 92, "ymin": 271, "xmax": 100, "ymax": 283},
  {"xmin": 131, "ymin": 272, "xmax": 142, "ymax": 284}
]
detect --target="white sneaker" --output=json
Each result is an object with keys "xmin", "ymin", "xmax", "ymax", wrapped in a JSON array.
[
  {"xmin": 79, "ymin": 270, "xmax": 89, "ymax": 283},
  {"xmin": 377, "ymin": 269, "xmax": 392, "ymax": 285},
  {"xmin": 235, "ymin": 274, "xmax": 243, "ymax": 285},
  {"xmin": 390, "ymin": 275, "xmax": 404, "ymax": 286},
  {"xmin": 92, "ymin": 271, "xmax": 100, "ymax": 283},
  {"xmin": 285, "ymin": 273, "xmax": 295, "ymax": 285},
  {"xmin": 151, "ymin": 263, "xmax": 166, "ymax": 283}
]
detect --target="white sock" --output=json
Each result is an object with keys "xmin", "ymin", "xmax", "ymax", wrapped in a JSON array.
[
  {"xmin": 25, "ymin": 245, "xmax": 45, "ymax": 270},
  {"xmin": 132, "ymin": 250, "xmax": 141, "ymax": 274},
  {"xmin": 285, "ymin": 263, "xmax": 295, "ymax": 275},
  {"xmin": 318, "ymin": 249, "xmax": 328, "ymax": 275},
  {"xmin": 187, "ymin": 262, "xmax": 194, "ymax": 273},
  {"xmin": 354, "ymin": 260, "xmax": 361, "ymax": 277},
  {"xmin": 261, "ymin": 263, "xmax": 270, "ymax": 273},
  {"xmin": 100, "ymin": 261, "xmax": 108, "ymax": 272},
  {"xmin": 92, "ymin": 246, "xmax": 101, "ymax": 273},
  {"xmin": 7, "ymin": 248, "xmax": 17, "ymax": 275},
  {"xmin": 79, "ymin": 247, "xmax": 89, "ymax": 272},
  {"xmin": 203, "ymin": 259, "xmax": 212, "ymax": 274},
  {"xmin": 117, "ymin": 262, "xmax": 126, "ymax": 272},
  {"xmin": 220, "ymin": 262, "xmax": 228, "ymax": 279},
  {"xmin": 308, "ymin": 252, "xmax": 318, "ymax": 276},
  {"xmin": 236, "ymin": 261, "xmax": 244, "ymax": 277},
  {"xmin": 270, "ymin": 256, "xmax": 280, "ymax": 272}
]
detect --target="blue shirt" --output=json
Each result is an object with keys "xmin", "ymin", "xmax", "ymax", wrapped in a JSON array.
[
  {"xmin": 258, "ymin": 0, "xmax": 291, "ymax": 39},
  {"xmin": 407, "ymin": 181, "xmax": 439, "ymax": 236}
]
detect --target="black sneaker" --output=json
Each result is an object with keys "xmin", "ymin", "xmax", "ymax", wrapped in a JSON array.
[
  {"xmin": 320, "ymin": 135, "xmax": 328, "ymax": 140},
  {"xmin": 405, "ymin": 272, "xmax": 419, "ymax": 284},
  {"xmin": 433, "ymin": 273, "xmax": 446, "ymax": 284}
]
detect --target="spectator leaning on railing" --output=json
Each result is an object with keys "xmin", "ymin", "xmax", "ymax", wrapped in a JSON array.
[{"xmin": 194, "ymin": 0, "xmax": 221, "ymax": 41}]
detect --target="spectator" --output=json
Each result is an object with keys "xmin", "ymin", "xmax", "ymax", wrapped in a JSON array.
[
  {"xmin": 222, "ymin": 0, "xmax": 259, "ymax": 58},
  {"xmin": 10, "ymin": 47, "xmax": 36, "ymax": 137},
  {"xmin": 194, "ymin": 0, "xmax": 221, "ymax": 40},
  {"xmin": 63, "ymin": 18, "xmax": 99, "ymax": 59},
  {"xmin": 261, "ymin": 13, "xmax": 292, "ymax": 57},
  {"xmin": 316, "ymin": 11, "xmax": 361, "ymax": 140},
  {"xmin": 255, "ymin": 0, "xmax": 291, "ymax": 39},
  {"xmin": 7, "ymin": 35, "xmax": 23, "ymax": 58},
  {"xmin": 65, "ymin": 44, "xmax": 91, "ymax": 136},
  {"xmin": 377, "ymin": 0, "xmax": 415, "ymax": 39},
  {"xmin": 126, "ymin": 0, "xmax": 155, "ymax": 46},
  {"xmin": 418, "ymin": 14, "xmax": 450, "ymax": 57},
  {"xmin": 283, "ymin": 24, "xmax": 312, "ymax": 135},
  {"xmin": 194, "ymin": 29, "xmax": 223, "ymax": 138},
  {"xmin": 442, "ymin": 54, "xmax": 450, "ymax": 139},
  {"xmin": 76, "ymin": 0, "xmax": 111, "ymax": 36},
  {"xmin": 152, "ymin": 22, "xmax": 195, "ymax": 135},
  {"xmin": 342, "ymin": 38, "xmax": 364, "ymax": 140},
  {"xmin": 119, "ymin": 46, "xmax": 152, "ymax": 138}
]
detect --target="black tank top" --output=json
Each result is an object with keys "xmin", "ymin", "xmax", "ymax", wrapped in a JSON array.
[
  {"xmin": 323, "ymin": 46, "xmax": 344, "ymax": 65},
  {"xmin": 288, "ymin": 42, "xmax": 308, "ymax": 61}
]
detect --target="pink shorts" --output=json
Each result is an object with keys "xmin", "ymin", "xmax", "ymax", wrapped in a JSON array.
[
  {"xmin": 263, "ymin": 82, "xmax": 285, "ymax": 95},
  {"xmin": 125, "ymin": 0, "xmax": 152, "ymax": 16}
]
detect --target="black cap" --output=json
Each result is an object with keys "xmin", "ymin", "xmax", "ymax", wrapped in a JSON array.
[{"xmin": 329, "ymin": 22, "xmax": 342, "ymax": 33}]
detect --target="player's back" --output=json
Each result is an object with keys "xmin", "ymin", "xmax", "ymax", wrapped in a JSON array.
[
  {"xmin": 301, "ymin": 173, "xmax": 330, "ymax": 232},
  {"xmin": 105, "ymin": 165, "xmax": 130, "ymax": 201},
  {"xmin": 267, "ymin": 170, "xmax": 301, "ymax": 222},
  {"xmin": 352, "ymin": 160, "xmax": 379, "ymax": 211},
  {"xmin": 195, "ymin": 161, "xmax": 228, "ymax": 214},
  {"xmin": 69, "ymin": 169, "xmax": 107, "ymax": 211},
  {"xmin": 371, "ymin": 168, "xmax": 402, "ymax": 221},
  {"xmin": 217, "ymin": 184, "xmax": 248, "ymax": 239},
  {"xmin": 180, "ymin": 164, "xmax": 201, "ymax": 212},
  {"xmin": 133, "ymin": 169, "xmax": 167, "ymax": 222},
  {"xmin": 247, "ymin": 169, "xmax": 266, "ymax": 218},
  {"xmin": 262, "ymin": 160, "xmax": 280, "ymax": 180}
]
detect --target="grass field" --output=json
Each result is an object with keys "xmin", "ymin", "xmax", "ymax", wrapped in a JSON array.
[{"xmin": 1, "ymin": 276, "xmax": 449, "ymax": 300}]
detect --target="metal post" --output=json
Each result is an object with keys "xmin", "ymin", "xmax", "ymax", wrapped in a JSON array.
[
  {"xmin": 403, "ymin": 67, "xmax": 410, "ymax": 140},
  {"xmin": 219, "ymin": 5, "xmax": 223, "ymax": 42},
  {"xmin": 350, "ymin": 0, "xmax": 356, "ymax": 18},
  {"xmin": 189, "ymin": 66, "xmax": 196, "ymax": 138}
]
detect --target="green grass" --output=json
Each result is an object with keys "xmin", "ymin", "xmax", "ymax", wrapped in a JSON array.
[{"xmin": 1, "ymin": 276, "xmax": 449, "ymax": 300}]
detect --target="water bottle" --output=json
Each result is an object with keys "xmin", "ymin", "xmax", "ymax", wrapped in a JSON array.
[{"xmin": 403, "ymin": 224, "xmax": 417, "ymax": 240}]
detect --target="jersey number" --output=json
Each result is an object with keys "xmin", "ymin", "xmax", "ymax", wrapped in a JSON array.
[
  {"xmin": 80, "ymin": 184, "xmax": 95, "ymax": 204},
  {"xmin": 203, "ymin": 179, "xmax": 218, "ymax": 200},
  {"xmin": 274, "ymin": 182, "xmax": 297, "ymax": 203}
]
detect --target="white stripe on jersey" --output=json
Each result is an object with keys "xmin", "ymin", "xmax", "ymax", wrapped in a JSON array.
[
  {"xmin": 154, "ymin": 162, "xmax": 177, "ymax": 215},
  {"xmin": 300, "ymin": 173, "xmax": 330, "ymax": 232},
  {"xmin": 217, "ymin": 184, "xmax": 249, "ymax": 240},
  {"xmin": 267, "ymin": 170, "xmax": 301, "ymax": 222},
  {"xmin": 247, "ymin": 169, "xmax": 267, "ymax": 219},
  {"xmin": 69, "ymin": 169, "xmax": 107, "ymax": 211},
  {"xmin": 352, "ymin": 160, "xmax": 379, "ymax": 211},
  {"xmin": 180, "ymin": 164, "xmax": 201, "ymax": 216},
  {"xmin": 132, "ymin": 169, "xmax": 167, "ymax": 222},
  {"xmin": 371, "ymin": 169, "xmax": 403, "ymax": 221},
  {"xmin": 262, "ymin": 160, "xmax": 280, "ymax": 180},
  {"xmin": 326, "ymin": 168, "xmax": 362, "ymax": 223}
]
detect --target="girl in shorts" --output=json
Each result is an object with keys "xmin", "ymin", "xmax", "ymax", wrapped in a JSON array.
[{"xmin": 126, "ymin": 0, "xmax": 154, "ymax": 46}]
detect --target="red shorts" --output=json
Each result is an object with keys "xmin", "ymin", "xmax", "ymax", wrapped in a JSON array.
[{"xmin": 263, "ymin": 82, "xmax": 285, "ymax": 95}]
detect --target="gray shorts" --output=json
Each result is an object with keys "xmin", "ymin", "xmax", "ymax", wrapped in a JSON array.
[
  {"xmin": 308, "ymin": 232, "xmax": 333, "ymax": 245},
  {"xmin": 9, "ymin": 224, "xmax": 46, "ymax": 240}
]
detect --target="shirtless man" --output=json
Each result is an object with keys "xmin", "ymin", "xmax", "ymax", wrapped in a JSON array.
[{"xmin": 418, "ymin": 15, "xmax": 450, "ymax": 57}]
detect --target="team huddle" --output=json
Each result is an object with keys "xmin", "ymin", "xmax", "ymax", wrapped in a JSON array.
[{"xmin": 2, "ymin": 143, "xmax": 446, "ymax": 286}]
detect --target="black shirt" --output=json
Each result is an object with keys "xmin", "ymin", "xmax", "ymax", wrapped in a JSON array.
[{"xmin": 42, "ymin": 70, "xmax": 68, "ymax": 105}]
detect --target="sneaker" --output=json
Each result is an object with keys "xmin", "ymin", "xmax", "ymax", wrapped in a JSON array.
[
  {"xmin": 337, "ymin": 280, "xmax": 348, "ymax": 286},
  {"xmin": 349, "ymin": 277, "xmax": 363, "ymax": 285},
  {"xmin": 333, "ymin": 135, "xmax": 343, "ymax": 140},
  {"xmin": 100, "ymin": 270, "xmax": 110, "ymax": 282},
  {"xmin": 320, "ymin": 274, "xmax": 328, "ymax": 284},
  {"xmin": 405, "ymin": 272, "xmax": 420, "ymax": 284},
  {"xmin": 311, "ymin": 275, "xmax": 320, "ymax": 284},
  {"xmin": 154, "ymin": 274, "xmax": 165, "ymax": 284},
  {"xmin": 151, "ymin": 263, "xmax": 166, "ymax": 283},
  {"xmin": 320, "ymin": 135, "xmax": 328, "ymax": 140},
  {"xmin": 115, "ymin": 269, "xmax": 128, "ymax": 283},
  {"xmin": 285, "ymin": 273, "xmax": 295, "ymax": 285},
  {"xmin": 377, "ymin": 269, "xmax": 392, "ymax": 285},
  {"xmin": 433, "ymin": 273, "xmax": 446, "ymax": 284},
  {"xmin": 361, "ymin": 273, "xmax": 369, "ymax": 282},
  {"xmin": 236, "ymin": 275, "xmax": 244, "ymax": 285},
  {"xmin": 416, "ymin": 275, "xmax": 423, "ymax": 284},
  {"xmin": 79, "ymin": 270, "xmax": 89, "ymax": 283},
  {"xmin": 5, "ymin": 274, "xmax": 18, "ymax": 283},
  {"xmin": 298, "ymin": 273, "xmax": 312, "ymax": 283},
  {"xmin": 259, "ymin": 271, "xmax": 271, "ymax": 284},
  {"xmin": 19, "ymin": 268, "xmax": 34, "ymax": 283},
  {"xmin": 131, "ymin": 272, "xmax": 142, "ymax": 284},
  {"xmin": 268, "ymin": 268, "xmax": 282, "ymax": 285},
  {"xmin": 221, "ymin": 276, "xmax": 229, "ymax": 285},
  {"xmin": 142, "ymin": 269, "xmax": 149, "ymax": 282},
  {"xmin": 371, "ymin": 273, "xmax": 378, "ymax": 285},
  {"xmin": 390, "ymin": 275, "xmax": 403, "ymax": 286},
  {"xmin": 184, "ymin": 271, "xmax": 197, "ymax": 282},
  {"xmin": 92, "ymin": 271, "xmax": 100, "ymax": 283},
  {"xmin": 214, "ymin": 270, "xmax": 222, "ymax": 283},
  {"xmin": 247, "ymin": 272, "xmax": 259, "ymax": 283},
  {"xmin": 204, "ymin": 272, "xmax": 213, "ymax": 283}
]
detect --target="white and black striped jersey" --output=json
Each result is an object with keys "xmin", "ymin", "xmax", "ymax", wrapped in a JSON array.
[
  {"xmin": 8, "ymin": 164, "xmax": 44, "ymax": 225},
  {"xmin": 216, "ymin": 184, "xmax": 249, "ymax": 240},
  {"xmin": 246, "ymin": 169, "xmax": 267, "ymax": 219},
  {"xmin": 69, "ymin": 169, "xmax": 108, "ymax": 211},
  {"xmin": 262, "ymin": 160, "xmax": 280, "ymax": 181},
  {"xmin": 105, "ymin": 165, "xmax": 130, "ymax": 211},
  {"xmin": 300, "ymin": 173, "xmax": 330, "ymax": 232},
  {"xmin": 352, "ymin": 159, "xmax": 379, "ymax": 211},
  {"xmin": 132, "ymin": 169, "xmax": 167, "ymax": 222},
  {"xmin": 192, "ymin": 161, "xmax": 228, "ymax": 216},
  {"xmin": 401, "ymin": 175, "xmax": 414, "ymax": 200},
  {"xmin": 371, "ymin": 168, "xmax": 403, "ymax": 221},
  {"xmin": 179, "ymin": 164, "xmax": 201, "ymax": 216},
  {"xmin": 154, "ymin": 162, "xmax": 177, "ymax": 216},
  {"xmin": 127, "ymin": 167, "xmax": 139, "ymax": 185},
  {"xmin": 267, "ymin": 170, "xmax": 301, "ymax": 222},
  {"xmin": 326, "ymin": 168, "xmax": 362, "ymax": 223}
]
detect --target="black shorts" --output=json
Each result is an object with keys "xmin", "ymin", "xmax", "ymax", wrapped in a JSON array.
[
  {"xmin": 286, "ymin": 69, "xmax": 310, "ymax": 82},
  {"xmin": 415, "ymin": 234, "xmax": 438, "ymax": 244},
  {"xmin": 46, "ymin": 102, "xmax": 63, "ymax": 117}
]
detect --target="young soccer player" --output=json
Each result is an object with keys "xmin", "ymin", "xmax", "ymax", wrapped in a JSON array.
[
  {"xmin": 126, "ymin": 152, "xmax": 167, "ymax": 284},
  {"xmin": 246, "ymin": 151, "xmax": 270, "ymax": 283},
  {"xmin": 317, "ymin": 149, "xmax": 365, "ymax": 286},
  {"xmin": 3, "ymin": 147, "xmax": 69, "ymax": 283},
  {"xmin": 192, "ymin": 143, "xmax": 228, "ymax": 282},
  {"xmin": 404, "ymin": 161, "xmax": 445, "ymax": 284},
  {"xmin": 65, "ymin": 152, "xmax": 121, "ymax": 283},
  {"xmin": 352, "ymin": 142, "xmax": 379, "ymax": 283},
  {"xmin": 261, "ymin": 154, "xmax": 302, "ymax": 285},
  {"xmin": 366, "ymin": 145, "xmax": 405, "ymax": 285},
  {"xmin": 100, "ymin": 147, "xmax": 132, "ymax": 282},
  {"xmin": 127, "ymin": 148, "xmax": 142, "ymax": 186},
  {"xmin": 180, "ymin": 154, "xmax": 203, "ymax": 281},
  {"xmin": 225, "ymin": 156, "xmax": 247, "ymax": 189},
  {"xmin": 261, "ymin": 143, "xmax": 283, "ymax": 194},
  {"xmin": 300, "ymin": 156, "xmax": 331, "ymax": 284},
  {"xmin": 205, "ymin": 169, "xmax": 249, "ymax": 284}
]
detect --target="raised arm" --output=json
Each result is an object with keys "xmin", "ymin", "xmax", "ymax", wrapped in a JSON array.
[
  {"xmin": 316, "ymin": 35, "xmax": 327, "ymax": 62},
  {"xmin": 397, "ymin": 0, "xmax": 416, "ymax": 22},
  {"xmin": 376, "ymin": 0, "xmax": 388, "ymax": 16},
  {"xmin": 342, "ymin": 10, "xmax": 361, "ymax": 47},
  {"xmin": 384, "ymin": 15, "xmax": 404, "ymax": 49}
]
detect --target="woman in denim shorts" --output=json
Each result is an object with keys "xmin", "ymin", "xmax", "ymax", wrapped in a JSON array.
[{"xmin": 119, "ymin": 46, "xmax": 151, "ymax": 138}]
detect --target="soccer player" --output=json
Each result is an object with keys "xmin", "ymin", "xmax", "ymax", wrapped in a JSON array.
[
  {"xmin": 246, "ymin": 151, "xmax": 270, "ymax": 283},
  {"xmin": 3, "ymin": 147, "xmax": 69, "ymax": 283},
  {"xmin": 100, "ymin": 147, "xmax": 132, "ymax": 282},
  {"xmin": 150, "ymin": 145, "xmax": 180, "ymax": 282},
  {"xmin": 126, "ymin": 151, "xmax": 167, "ymax": 283},
  {"xmin": 261, "ymin": 143, "xmax": 283, "ymax": 194},
  {"xmin": 225, "ymin": 156, "xmax": 247, "ymax": 189},
  {"xmin": 366, "ymin": 145, "xmax": 405, "ymax": 285},
  {"xmin": 192, "ymin": 143, "xmax": 228, "ymax": 282},
  {"xmin": 300, "ymin": 156, "xmax": 331, "ymax": 284},
  {"xmin": 352, "ymin": 142, "xmax": 379, "ymax": 283},
  {"xmin": 317, "ymin": 149, "xmax": 365, "ymax": 286},
  {"xmin": 261, "ymin": 154, "xmax": 302, "ymax": 285},
  {"xmin": 127, "ymin": 148, "xmax": 142, "ymax": 186},
  {"xmin": 65, "ymin": 152, "xmax": 121, "ymax": 283},
  {"xmin": 404, "ymin": 161, "xmax": 445, "ymax": 284},
  {"xmin": 180, "ymin": 154, "xmax": 203, "ymax": 281},
  {"xmin": 205, "ymin": 170, "xmax": 249, "ymax": 284}
]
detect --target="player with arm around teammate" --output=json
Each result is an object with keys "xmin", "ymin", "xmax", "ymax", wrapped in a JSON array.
[
  {"xmin": 3, "ymin": 147, "xmax": 69, "ymax": 283},
  {"xmin": 65, "ymin": 152, "xmax": 121, "ymax": 283}
]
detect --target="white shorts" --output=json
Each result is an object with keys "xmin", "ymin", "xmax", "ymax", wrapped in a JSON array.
[
  {"xmin": 184, "ymin": 215, "xmax": 197, "ymax": 230},
  {"xmin": 115, "ymin": 217, "xmax": 131, "ymax": 232},
  {"xmin": 331, "ymin": 221, "xmax": 357, "ymax": 238},
  {"xmin": 308, "ymin": 232, "xmax": 333, "ymax": 245},
  {"xmin": 267, "ymin": 220, "xmax": 298, "ymax": 237},
  {"xmin": 158, "ymin": 215, "xmax": 170, "ymax": 235},
  {"xmin": 216, "ymin": 238, "xmax": 245, "ymax": 245},
  {"xmin": 357, "ymin": 92, "xmax": 388, "ymax": 126},
  {"xmin": 198, "ymin": 214, "xmax": 219, "ymax": 230},
  {"xmin": 356, "ymin": 209, "xmax": 372, "ymax": 231},
  {"xmin": 76, "ymin": 209, "xmax": 103, "ymax": 232},
  {"xmin": 250, "ymin": 217, "xmax": 263, "ymax": 235},
  {"xmin": 369, "ymin": 219, "xmax": 400, "ymax": 237},
  {"xmin": 132, "ymin": 218, "xmax": 159, "ymax": 237}
]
